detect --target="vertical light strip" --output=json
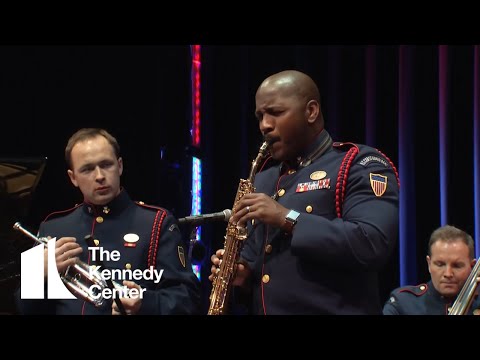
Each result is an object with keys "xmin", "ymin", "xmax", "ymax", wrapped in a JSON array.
[
  {"xmin": 190, "ymin": 45, "xmax": 202, "ymax": 279},
  {"xmin": 438, "ymin": 45, "xmax": 448, "ymax": 225},
  {"xmin": 474, "ymin": 45, "xmax": 480, "ymax": 258},
  {"xmin": 191, "ymin": 45, "xmax": 201, "ymax": 147},
  {"xmin": 191, "ymin": 156, "xmax": 202, "ymax": 279},
  {"xmin": 398, "ymin": 46, "xmax": 407, "ymax": 285},
  {"xmin": 398, "ymin": 45, "xmax": 416, "ymax": 285},
  {"xmin": 191, "ymin": 157, "xmax": 202, "ymax": 216}
]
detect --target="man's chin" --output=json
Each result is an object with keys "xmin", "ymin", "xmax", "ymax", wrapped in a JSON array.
[
  {"xmin": 439, "ymin": 286, "xmax": 458, "ymax": 298},
  {"xmin": 92, "ymin": 194, "xmax": 114, "ymax": 205}
]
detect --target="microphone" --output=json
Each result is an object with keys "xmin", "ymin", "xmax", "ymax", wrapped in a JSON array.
[{"xmin": 178, "ymin": 209, "xmax": 232, "ymax": 226}]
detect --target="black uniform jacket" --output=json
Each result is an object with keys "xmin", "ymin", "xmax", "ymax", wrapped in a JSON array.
[
  {"xmin": 16, "ymin": 190, "xmax": 200, "ymax": 315},
  {"xmin": 240, "ymin": 130, "xmax": 400, "ymax": 315},
  {"xmin": 383, "ymin": 280, "xmax": 480, "ymax": 315}
]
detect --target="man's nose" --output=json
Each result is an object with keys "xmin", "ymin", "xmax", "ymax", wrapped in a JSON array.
[
  {"xmin": 259, "ymin": 116, "xmax": 274, "ymax": 134},
  {"xmin": 444, "ymin": 265, "xmax": 453, "ymax": 277},
  {"xmin": 94, "ymin": 167, "xmax": 105, "ymax": 180}
]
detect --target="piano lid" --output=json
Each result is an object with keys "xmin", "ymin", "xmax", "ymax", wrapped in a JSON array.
[
  {"xmin": 0, "ymin": 157, "xmax": 47, "ymax": 283},
  {"xmin": 0, "ymin": 157, "xmax": 47, "ymax": 216}
]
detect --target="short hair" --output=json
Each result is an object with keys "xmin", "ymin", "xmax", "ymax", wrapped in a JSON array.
[
  {"xmin": 65, "ymin": 128, "xmax": 120, "ymax": 169},
  {"xmin": 428, "ymin": 225, "xmax": 475, "ymax": 259}
]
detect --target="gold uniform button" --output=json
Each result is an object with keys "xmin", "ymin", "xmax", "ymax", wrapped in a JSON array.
[
  {"xmin": 265, "ymin": 244, "xmax": 273, "ymax": 254},
  {"xmin": 94, "ymin": 239, "xmax": 100, "ymax": 246},
  {"xmin": 278, "ymin": 189, "xmax": 286, "ymax": 197},
  {"xmin": 125, "ymin": 263, "xmax": 132, "ymax": 270},
  {"xmin": 473, "ymin": 308, "xmax": 480, "ymax": 316},
  {"xmin": 419, "ymin": 285, "xmax": 426, "ymax": 291},
  {"xmin": 306, "ymin": 205, "xmax": 313, "ymax": 213},
  {"xmin": 287, "ymin": 169, "xmax": 296, "ymax": 175},
  {"xmin": 262, "ymin": 274, "xmax": 270, "ymax": 283},
  {"xmin": 138, "ymin": 201, "xmax": 145, "ymax": 205},
  {"xmin": 96, "ymin": 216, "xmax": 104, "ymax": 223}
]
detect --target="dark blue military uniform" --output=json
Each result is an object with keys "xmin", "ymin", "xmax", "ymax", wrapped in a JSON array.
[
  {"xmin": 240, "ymin": 130, "xmax": 399, "ymax": 314},
  {"xmin": 383, "ymin": 281, "xmax": 480, "ymax": 315},
  {"xmin": 16, "ymin": 190, "xmax": 200, "ymax": 315}
]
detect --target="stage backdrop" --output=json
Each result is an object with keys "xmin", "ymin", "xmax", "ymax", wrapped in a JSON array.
[
  {"xmin": 1, "ymin": 45, "xmax": 478, "ymax": 314},
  {"xmin": 200, "ymin": 45, "xmax": 479, "ymax": 308}
]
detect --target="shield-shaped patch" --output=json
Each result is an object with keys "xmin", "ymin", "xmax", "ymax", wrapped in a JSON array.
[{"xmin": 369, "ymin": 173, "xmax": 388, "ymax": 197}]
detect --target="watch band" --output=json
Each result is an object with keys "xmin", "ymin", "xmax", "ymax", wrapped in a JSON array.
[{"xmin": 283, "ymin": 209, "xmax": 300, "ymax": 234}]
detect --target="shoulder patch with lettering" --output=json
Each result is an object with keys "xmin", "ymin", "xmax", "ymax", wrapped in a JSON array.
[{"xmin": 359, "ymin": 156, "xmax": 388, "ymax": 167}]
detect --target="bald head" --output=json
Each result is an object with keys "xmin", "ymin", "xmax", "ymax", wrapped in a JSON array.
[
  {"xmin": 257, "ymin": 70, "xmax": 321, "ymax": 104},
  {"xmin": 255, "ymin": 70, "xmax": 324, "ymax": 161}
]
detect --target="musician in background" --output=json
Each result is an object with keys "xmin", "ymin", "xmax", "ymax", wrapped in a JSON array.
[
  {"xmin": 16, "ymin": 128, "xmax": 200, "ymax": 315},
  {"xmin": 209, "ymin": 70, "xmax": 400, "ymax": 314},
  {"xmin": 383, "ymin": 225, "xmax": 480, "ymax": 315}
]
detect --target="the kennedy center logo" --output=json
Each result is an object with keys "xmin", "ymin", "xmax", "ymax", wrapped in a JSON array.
[
  {"xmin": 21, "ymin": 237, "xmax": 77, "ymax": 300},
  {"xmin": 21, "ymin": 238, "xmax": 163, "ymax": 300}
]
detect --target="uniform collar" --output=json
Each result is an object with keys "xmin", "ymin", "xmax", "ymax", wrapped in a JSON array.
[
  {"xmin": 282, "ymin": 129, "xmax": 332, "ymax": 172},
  {"xmin": 82, "ymin": 188, "xmax": 131, "ymax": 217}
]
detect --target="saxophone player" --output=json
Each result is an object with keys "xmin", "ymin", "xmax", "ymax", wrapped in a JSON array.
[
  {"xmin": 209, "ymin": 70, "xmax": 400, "ymax": 314},
  {"xmin": 383, "ymin": 225, "xmax": 480, "ymax": 315}
]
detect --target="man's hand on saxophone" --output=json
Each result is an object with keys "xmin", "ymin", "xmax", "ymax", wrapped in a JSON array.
[
  {"xmin": 230, "ymin": 193, "xmax": 290, "ymax": 231},
  {"xmin": 208, "ymin": 192, "xmax": 293, "ymax": 290},
  {"xmin": 209, "ymin": 249, "xmax": 251, "ymax": 288}
]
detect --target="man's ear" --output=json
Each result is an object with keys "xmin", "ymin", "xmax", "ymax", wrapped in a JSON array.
[
  {"xmin": 67, "ymin": 169, "xmax": 79, "ymax": 188},
  {"xmin": 118, "ymin": 157, "xmax": 123, "ymax": 176},
  {"xmin": 426, "ymin": 255, "xmax": 432, "ymax": 274},
  {"xmin": 306, "ymin": 100, "xmax": 319, "ymax": 124}
]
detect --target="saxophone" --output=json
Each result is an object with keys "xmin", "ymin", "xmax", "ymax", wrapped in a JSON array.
[{"xmin": 208, "ymin": 141, "xmax": 270, "ymax": 315}]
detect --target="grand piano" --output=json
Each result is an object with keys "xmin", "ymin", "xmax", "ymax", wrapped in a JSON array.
[{"xmin": 0, "ymin": 157, "xmax": 46, "ymax": 314}]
